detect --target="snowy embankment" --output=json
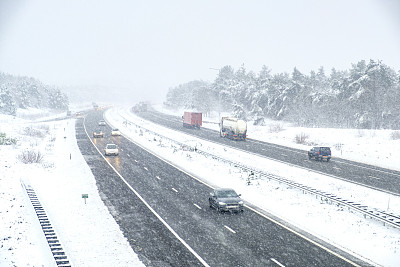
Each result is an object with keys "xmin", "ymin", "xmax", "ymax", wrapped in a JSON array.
[
  {"xmin": 0, "ymin": 111, "xmax": 144, "ymax": 266},
  {"xmin": 104, "ymin": 107, "xmax": 400, "ymax": 267},
  {"xmin": 1, "ymin": 104, "xmax": 400, "ymax": 267}
]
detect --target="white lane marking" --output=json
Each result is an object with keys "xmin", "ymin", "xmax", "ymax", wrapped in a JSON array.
[
  {"xmin": 172, "ymin": 188, "xmax": 178, "ymax": 193},
  {"xmin": 369, "ymin": 176, "xmax": 380, "ymax": 180},
  {"xmin": 193, "ymin": 204, "xmax": 202, "ymax": 210},
  {"xmin": 144, "ymin": 166, "xmax": 148, "ymax": 171},
  {"xmin": 334, "ymin": 158, "xmax": 400, "ymax": 177},
  {"xmin": 119, "ymin": 107, "xmax": 400, "ymax": 195},
  {"xmin": 156, "ymin": 176, "xmax": 161, "ymax": 180},
  {"xmin": 281, "ymin": 154, "xmax": 287, "ymax": 157},
  {"xmin": 333, "ymin": 166, "xmax": 341, "ymax": 171},
  {"xmin": 84, "ymin": 118, "xmax": 210, "ymax": 267},
  {"xmin": 245, "ymin": 205, "xmax": 361, "ymax": 267},
  {"xmin": 134, "ymin": 159, "xmax": 138, "ymax": 163},
  {"xmin": 101, "ymin": 111, "xmax": 361, "ymax": 266},
  {"xmin": 224, "ymin": 225, "xmax": 236, "ymax": 234},
  {"xmin": 271, "ymin": 258, "xmax": 285, "ymax": 267}
]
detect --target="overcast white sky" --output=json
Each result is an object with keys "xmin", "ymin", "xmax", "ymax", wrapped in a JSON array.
[{"xmin": 0, "ymin": 0, "xmax": 399, "ymax": 102}]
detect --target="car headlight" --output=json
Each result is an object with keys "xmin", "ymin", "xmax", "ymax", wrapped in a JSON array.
[
  {"xmin": 238, "ymin": 201, "xmax": 243, "ymax": 205},
  {"xmin": 218, "ymin": 202, "xmax": 226, "ymax": 206}
]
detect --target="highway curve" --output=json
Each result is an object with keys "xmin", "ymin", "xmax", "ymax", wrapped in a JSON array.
[{"xmin": 74, "ymin": 109, "xmax": 373, "ymax": 267}]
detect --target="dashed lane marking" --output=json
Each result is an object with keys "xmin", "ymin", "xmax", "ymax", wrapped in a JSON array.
[
  {"xmin": 144, "ymin": 166, "xmax": 148, "ymax": 171},
  {"xmin": 172, "ymin": 188, "xmax": 178, "ymax": 193},
  {"xmin": 156, "ymin": 176, "xmax": 161, "ymax": 180},
  {"xmin": 224, "ymin": 225, "xmax": 236, "ymax": 234},
  {"xmin": 193, "ymin": 204, "xmax": 202, "ymax": 210},
  {"xmin": 271, "ymin": 258, "xmax": 285, "ymax": 267}
]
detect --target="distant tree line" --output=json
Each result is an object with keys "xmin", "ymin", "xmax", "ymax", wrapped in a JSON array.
[
  {"xmin": 164, "ymin": 59, "xmax": 400, "ymax": 129},
  {"xmin": 0, "ymin": 72, "xmax": 69, "ymax": 115}
]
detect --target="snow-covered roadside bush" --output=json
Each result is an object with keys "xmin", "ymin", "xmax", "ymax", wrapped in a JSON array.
[
  {"xmin": 0, "ymin": 132, "xmax": 17, "ymax": 145},
  {"xmin": 18, "ymin": 150, "xmax": 43, "ymax": 164},
  {"xmin": 269, "ymin": 123, "xmax": 284, "ymax": 133},
  {"xmin": 22, "ymin": 125, "xmax": 49, "ymax": 138},
  {"xmin": 391, "ymin": 131, "xmax": 400, "ymax": 140},
  {"xmin": 294, "ymin": 132, "xmax": 309, "ymax": 144}
]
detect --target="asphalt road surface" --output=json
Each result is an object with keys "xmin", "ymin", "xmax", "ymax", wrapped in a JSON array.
[
  {"xmin": 135, "ymin": 109, "xmax": 400, "ymax": 196},
  {"xmin": 75, "ymin": 110, "xmax": 373, "ymax": 267}
]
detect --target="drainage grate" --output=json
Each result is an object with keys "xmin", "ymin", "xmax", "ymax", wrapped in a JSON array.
[{"xmin": 22, "ymin": 183, "xmax": 72, "ymax": 267}]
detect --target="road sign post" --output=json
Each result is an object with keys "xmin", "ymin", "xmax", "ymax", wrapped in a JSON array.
[{"xmin": 82, "ymin": 194, "xmax": 88, "ymax": 204}]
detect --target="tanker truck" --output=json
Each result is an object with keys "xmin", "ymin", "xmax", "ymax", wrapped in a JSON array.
[{"xmin": 220, "ymin": 117, "xmax": 247, "ymax": 140}]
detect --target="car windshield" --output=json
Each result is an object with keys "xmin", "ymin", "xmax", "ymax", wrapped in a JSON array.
[
  {"xmin": 113, "ymin": 129, "xmax": 118, "ymax": 131},
  {"xmin": 107, "ymin": 144, "xmax": 117, "ymax": 149},
  {"xmin": 217, "ymin": 190, "xmax": 238, "ymax": 198}
]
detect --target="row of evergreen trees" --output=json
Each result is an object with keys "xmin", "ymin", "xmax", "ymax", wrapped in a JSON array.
[
  {"xmin": 164, "ymin": 60, "xmax": 400, "ymax": 129},
  {"xmin": 0, "ymin": 72, "xmax": 69, "ymax": 116}
]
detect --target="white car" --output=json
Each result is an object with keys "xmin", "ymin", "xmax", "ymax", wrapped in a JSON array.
[
  {"xmin": 104, "ymin": 144, "xmax": 119, "ymax": 156},
  {"xmin": 98, "ymin": 120, "xmax": 106, "ymax": 126},
  {"xmin": 111, "ymin": 128, "xmax": 121, "ymax": 136}
]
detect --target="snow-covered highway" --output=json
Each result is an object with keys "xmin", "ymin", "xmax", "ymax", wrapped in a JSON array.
[{"xmin": 81, "ymin": 109, "xmax": 369, "ymax": 266}]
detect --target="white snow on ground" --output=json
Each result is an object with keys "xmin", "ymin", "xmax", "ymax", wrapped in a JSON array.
[
  {"xmin": 105, "ymin": 107, "xmax": 400, "ymax": 267},
  {"xmin": 1, "ymin": 104, "xmax": 400, "ymax": 266},
  {"xmin": 155, "ymin": 105, "xmax": 400, "ymax": 172},
  {"xmin": 0, "ymin": 109, "xmax": 144, "ymax": 267}
]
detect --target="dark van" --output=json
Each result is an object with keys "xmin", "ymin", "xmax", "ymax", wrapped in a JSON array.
[{"xmin": 308, "ymin": 147, "xmax": 331, "ymax": 162}]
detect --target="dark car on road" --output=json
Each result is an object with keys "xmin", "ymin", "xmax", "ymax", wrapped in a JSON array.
[
  {"xmin": 209, "ymin": 188, "xmax": 244, "ymax": 212},
  {"xmin": 308, "ymin": 146, "xmax": 331, "ymax": 162}
]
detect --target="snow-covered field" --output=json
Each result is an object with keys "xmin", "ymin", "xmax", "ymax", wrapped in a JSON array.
[
  {"xmin": 1, "ymin": 104, "xmax": 400, "ymax": 266},
  {"xmin": 0, "ymin": 108, "xmax": 144, "ymax": 267}
]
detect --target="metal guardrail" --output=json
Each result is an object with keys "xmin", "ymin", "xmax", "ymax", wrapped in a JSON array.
[{"xmin": 120, "ymin": 109, "xmax": 400, "ymax": 229}]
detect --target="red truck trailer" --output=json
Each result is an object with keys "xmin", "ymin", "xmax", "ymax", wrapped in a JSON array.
[{"xmin": 183, "ymin": 112, "xmax": 202, "ymax": 129}]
